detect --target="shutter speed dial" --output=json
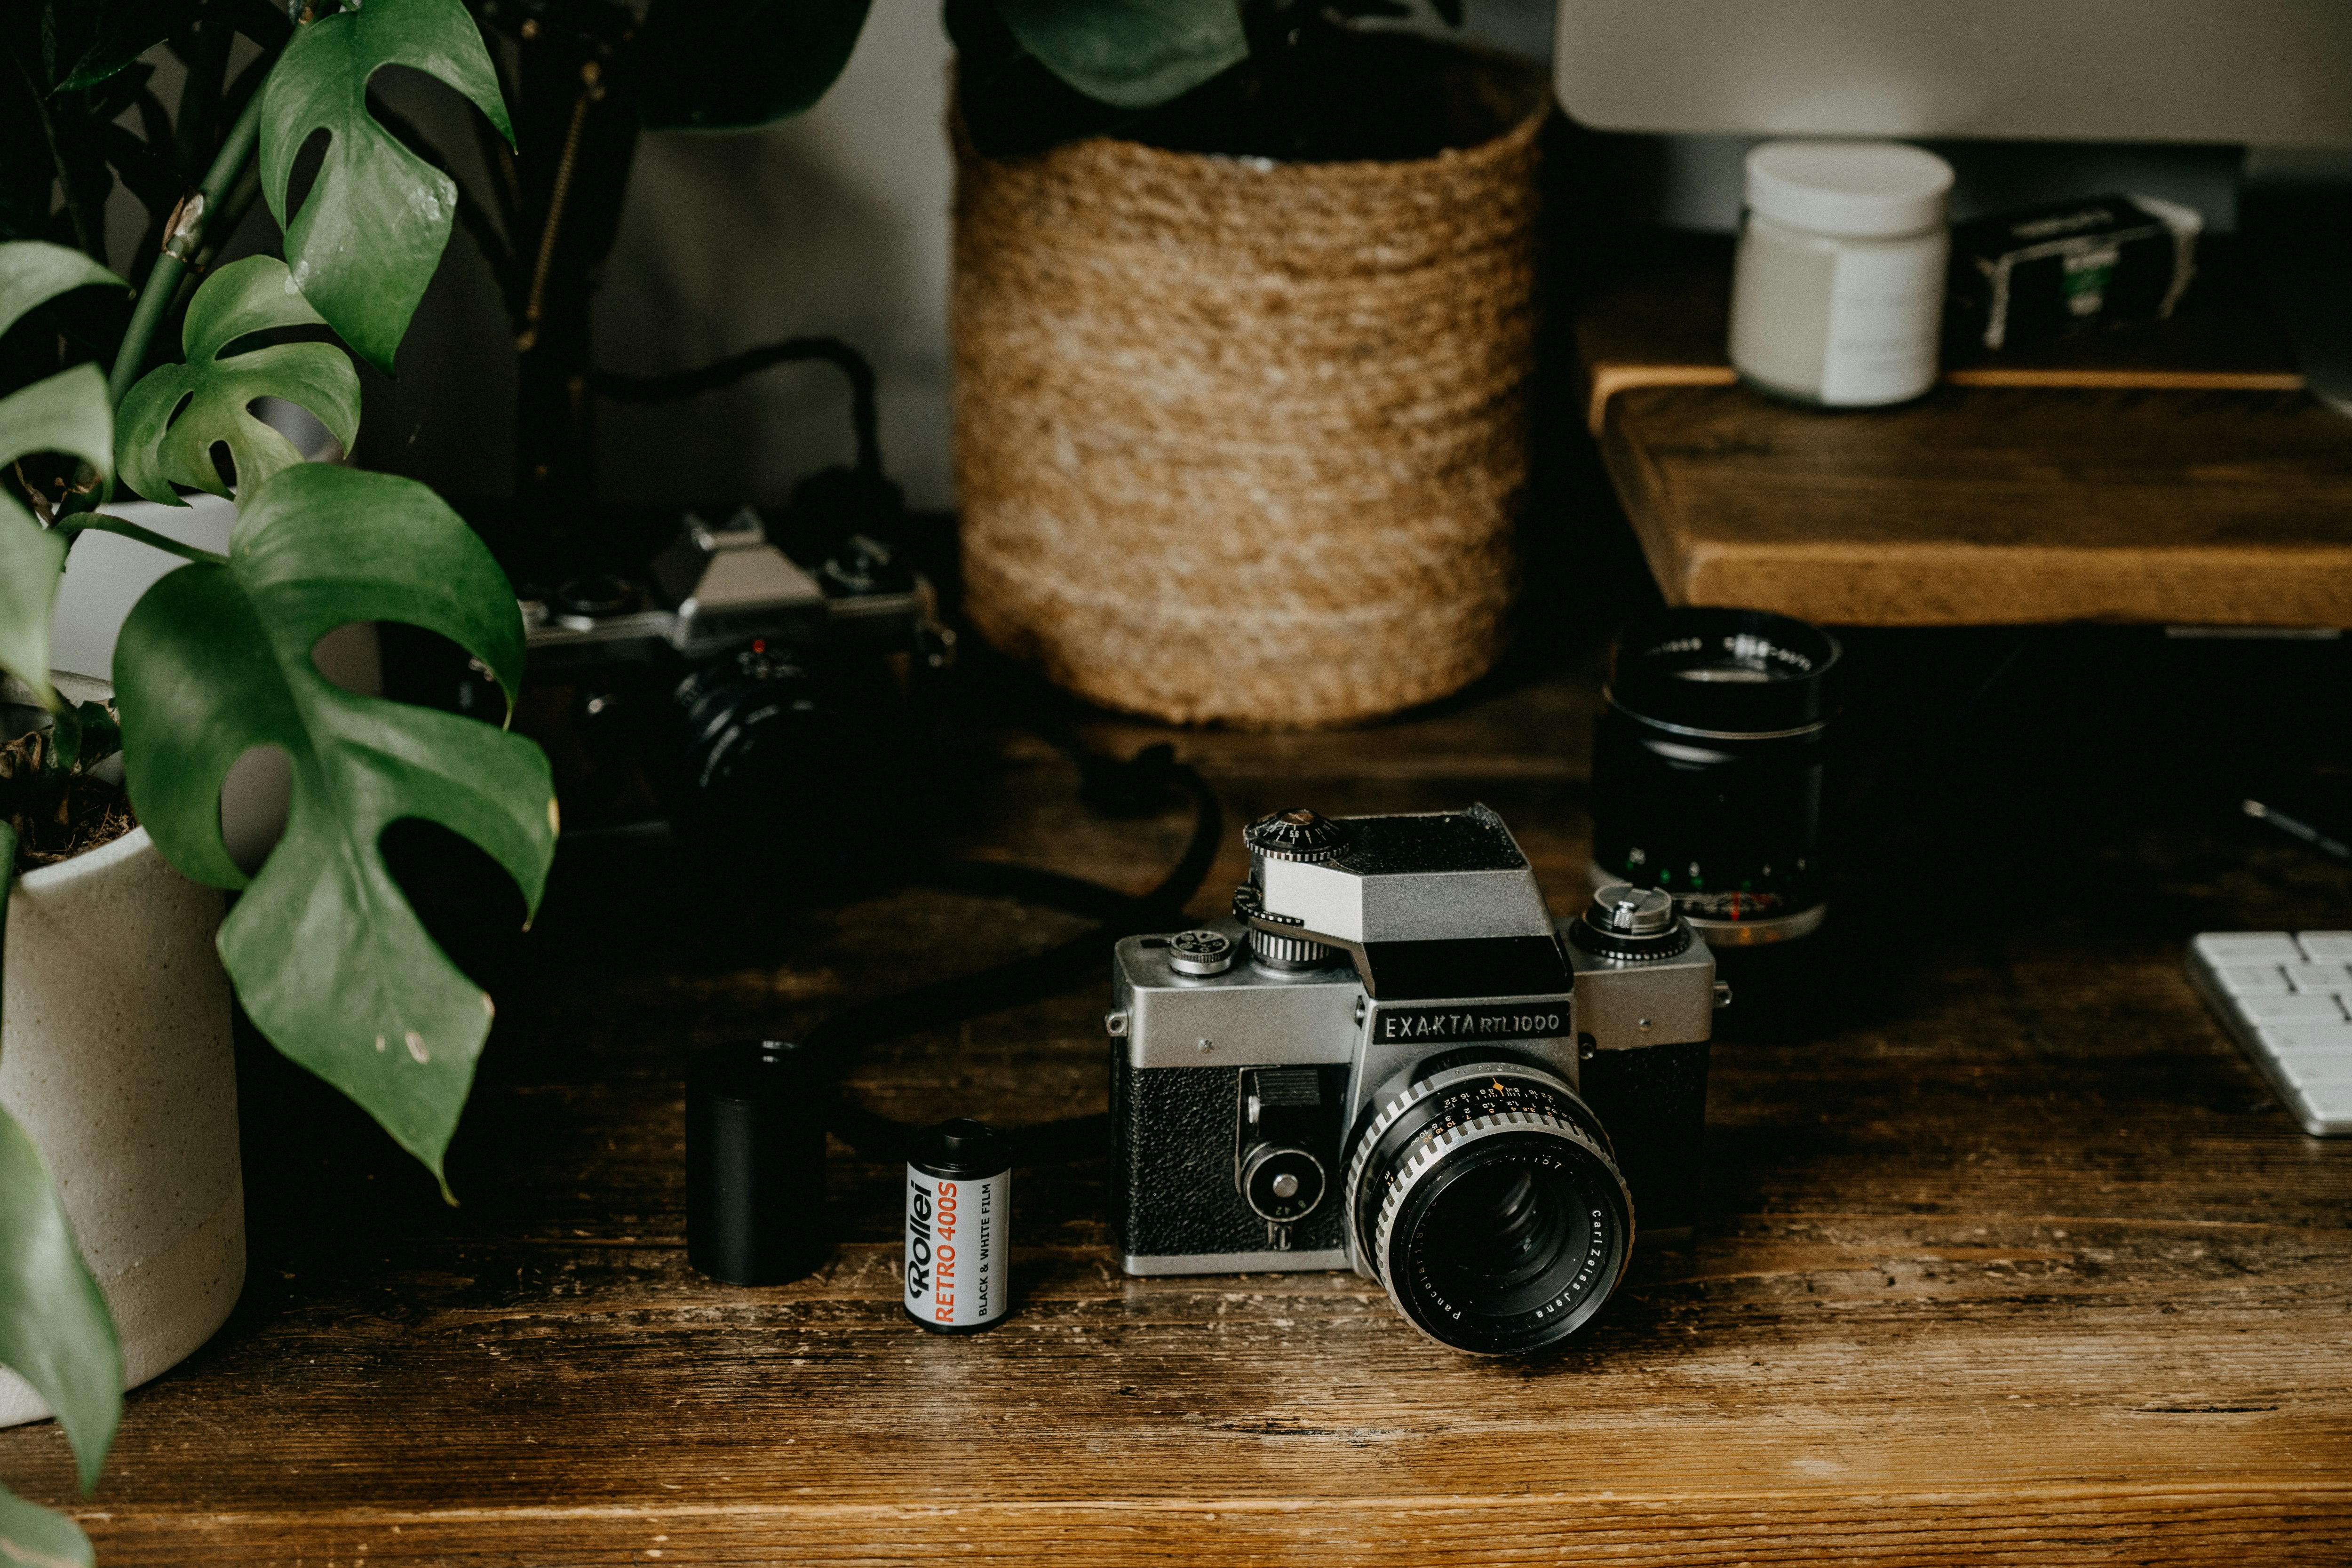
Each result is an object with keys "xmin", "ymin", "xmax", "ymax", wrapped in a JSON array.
[{"xmin": 1244, "ymin": 808, "xmax": 1351, "ymax": 865}]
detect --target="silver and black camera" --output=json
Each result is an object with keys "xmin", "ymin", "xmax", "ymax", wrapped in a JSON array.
[
  {"xmin": 523, "ymin": 506, "xmax": 948, "ymax": 676},
  {"xmin": 518, "ymin": 508, "xmax": 952, "ymax": 849},
  {"xmin": 1106, "ymin": 804, "xmax": 1725, "ymax": 1355}
]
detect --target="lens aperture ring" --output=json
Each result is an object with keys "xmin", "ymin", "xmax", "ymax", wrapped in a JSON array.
[{"xmin": 1344, "ymin": 1060, "xmax": 1599, "ymax": 1229}]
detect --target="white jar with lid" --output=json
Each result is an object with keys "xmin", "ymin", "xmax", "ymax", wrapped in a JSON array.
[{"xmin": 1729, "ymin": 140, "xmax": 1955, "ymax": 407}]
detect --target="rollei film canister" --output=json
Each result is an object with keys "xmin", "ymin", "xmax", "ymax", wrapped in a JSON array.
[{"xmin": 905, "ymin": 1118, "xmax": 1010, "ymax": 1333}]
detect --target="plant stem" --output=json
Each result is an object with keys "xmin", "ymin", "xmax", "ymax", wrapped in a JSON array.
[
  {"xmin": 213, "ymin": 159, "xmax": 266, "ymax": 255},
  {"xmin": 14, "ymin": 49, "xmax": 98, "ymax": 262},
  {"xmin": 54, "ymin": 514, "xmax": 231, "ymax": 567},
  {"xmin": 105, "ymin": 74, "xmax": 273, "ymax": 410}
]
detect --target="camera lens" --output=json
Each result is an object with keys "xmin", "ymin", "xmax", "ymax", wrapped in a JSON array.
[
  {"xmin": 1346, "ymin": 1059, "xmax": 1631, "ymax": 1354},
  {"xmin": 1422, "ymin": 1164, "xmax": 1575, "ymax": 1303},
  {"xmin": 671, "ymin": 645, "xmax": 835, "ymax": 812},
  {"xmin": 1592, "ymin": 607, "xmax": 1839, "ymax": 946},
  {"xmin": 661, "ymin": 644, "xmax": 895, "ymax": 864}
]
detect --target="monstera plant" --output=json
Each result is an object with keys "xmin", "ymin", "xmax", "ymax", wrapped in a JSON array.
[
  {"xmin": 946, "ymin": 0, "xmax": 1480, "ymax": 157},
  {"xmin": 0, "ymin": 0, "xmax": 554, "ymax": 1559}
]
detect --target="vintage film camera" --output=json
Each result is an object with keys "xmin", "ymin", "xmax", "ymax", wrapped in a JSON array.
[
  {"xmin": 521, "ymin": 508, "xmax": 952, "ymax": 852},
  {"xmin": 1106, "ymin": 804, "xmax": 1727, "ymax": 1355}
]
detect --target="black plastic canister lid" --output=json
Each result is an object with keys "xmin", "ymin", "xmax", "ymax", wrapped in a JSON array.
[
  {"xmin": 1606, "ymin": 607, "xmax": 1842, "ymax": 737},
  {"xmin": 909, "ymin": 1117, "xmax": 1009, "ymax": 1179},
  {"xmin": 691, "ymin": 1036, "xmax": 823, "ymax": 1103}
]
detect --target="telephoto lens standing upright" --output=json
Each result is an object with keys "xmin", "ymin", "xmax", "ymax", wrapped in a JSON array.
[
  {"xmin": 1591, "ymin": 609, "xmax": 1840, "ymax": 947},
  {"xmin": 1590, "ymin": 609, "xmax": 1839, "ymax": 1038}
]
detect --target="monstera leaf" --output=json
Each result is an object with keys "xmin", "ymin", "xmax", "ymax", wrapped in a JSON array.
[
  {"xmin": 258, "ymin": 0, "xmax": 512, "ymax": 374},
  {"xmin": 53, "ymin": 0, "xmax": 189, "ymax": 93},
  {"xmin": 637, "ymin": 0, "xmax": 874, "ymax": 130},
  {"xmin": 113, "ymin": 255, "xmax": 359, "ymax": 504},
  {"xmin": 0, "ymin": 1101, "xmax": 121, "ymax": 1492},
  {"xmin": 114, "ymin": 465, "xmax": 556, "ymax": 1187},
  {"xmin": 0, "ymin": 242, "xmax": 126, "ymax": 709},
  {"xmin": 0, "ymin": 1486, "xmax": 95, "ymax": 1568},
  {"xmin": 994, "ymin": 0, "xmax": 1247, "ymax": 108}
]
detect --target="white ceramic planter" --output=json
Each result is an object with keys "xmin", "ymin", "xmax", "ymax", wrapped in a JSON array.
[
  {"xmin": 50, "ymin": 401, "xmax": 370, "ymax": 873},
  {"xmin": 0, "ymin": 826, "xmax": 243, "ymax": 1426}
]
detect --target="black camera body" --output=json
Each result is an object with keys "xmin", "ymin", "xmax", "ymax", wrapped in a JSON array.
[
  {"xmin": 522, "ymin": 509, "xmax": 951, "ymax": 850},
  {"xmin": 1105, "ymin": 804, "xmax": 1724, "ymax": 1355}
]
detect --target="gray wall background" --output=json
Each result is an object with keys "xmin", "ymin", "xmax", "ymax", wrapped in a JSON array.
[
  {"xmin": 358, "ymin": 0, "xmax": 1557, "ymax": 515},
  {"xmin": 360, "ymin": 0, "xmax": 958, "ymax": 510}
]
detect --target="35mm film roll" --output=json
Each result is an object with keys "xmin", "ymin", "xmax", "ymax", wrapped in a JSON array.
[{"xmin": 905, "ymin": 1120, "xmax": 1011, "ymax": 1333}]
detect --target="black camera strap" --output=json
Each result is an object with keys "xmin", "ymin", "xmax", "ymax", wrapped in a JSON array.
[{"xmin": 801, "ymin": 743, "xmax": 1223, "ymax": 1168}]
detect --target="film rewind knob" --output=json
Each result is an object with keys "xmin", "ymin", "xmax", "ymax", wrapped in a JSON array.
[{"xmin": 1240, "ymin": 810, "xmax": 1351, "ymax": 968}]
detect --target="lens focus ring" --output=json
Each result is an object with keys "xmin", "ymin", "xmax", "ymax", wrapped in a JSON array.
[{"xmin": 1346, "ymin": 1061, "xmax": 1633, "ymax": 1355}]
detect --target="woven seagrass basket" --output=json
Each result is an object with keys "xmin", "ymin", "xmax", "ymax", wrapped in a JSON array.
[{"xmin": 950, "ymin": 57, "xmax": 1548, "ymax": 728}]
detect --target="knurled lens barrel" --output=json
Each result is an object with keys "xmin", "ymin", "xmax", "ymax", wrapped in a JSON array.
[{"xmin": 1592, "ymin": 608, "xmax": 1838, "ymax": 941}]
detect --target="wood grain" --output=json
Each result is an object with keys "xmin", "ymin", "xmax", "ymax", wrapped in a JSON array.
[
  {"xmin": 1594, "ymin": 384, "xmax": 2352, "ymax": 628},
  {"xmin": 1573, "ymin": 240, "xmax": 2352, "ymax": 628},
  {"xmin": 3, "ymin": 651, "xmax": 2347, "ymax": 1565}
]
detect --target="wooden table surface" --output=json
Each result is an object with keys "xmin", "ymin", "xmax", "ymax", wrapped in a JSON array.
[
  {"xmin": 6, "ymin": 637, "xmax": 2350, "ymax": 1566},
  {"xmin": 1574, "ymin": 244, "xmax": 2352, "ymax": 629}
]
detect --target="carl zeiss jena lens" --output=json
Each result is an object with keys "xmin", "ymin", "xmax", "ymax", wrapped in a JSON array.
[
  {"xmin": 1591, "ymin": 608, "xmax": 1841, "ymax": 946},
  {"xmin": 1347, "ymin": 1055, "xmax": 1632, "ymax": 1354},
  {"xmin": 1422, "ymin": 1163, "xmax": 1579, "ymax": 1308}
]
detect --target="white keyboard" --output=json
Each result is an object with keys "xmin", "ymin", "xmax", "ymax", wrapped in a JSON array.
[{"xmin": 2185, "ymin": 931, "xmax": 2352, "ymax": 1137}]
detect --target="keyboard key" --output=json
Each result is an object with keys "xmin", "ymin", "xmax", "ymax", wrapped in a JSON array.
[
  {"xmin": 2272, "ymin": 1052, "xmax": 2352, "ymax": 1089},
  {"xmin": 2237, "ymin": 994, "xmax": 2351, "ymax": 1022},
  {"xmin": 2300, "ymin": 932, "xmax": 2352, "ymax": 962},
  {"xmin": 2263, "ymin": 1022, "xmax": 2352, "ymax": 1054},
  {"xmin": 2296, "ymin": 1087, "xmax": 2352, "ymax": 1134},
  {"xmin": 2191, "ymin": 932, "xmax": 2352, "ymax": 1137},
  {"xmin": 2193, "ymin": 933, "xmax": 2303, "ymax": 963}
]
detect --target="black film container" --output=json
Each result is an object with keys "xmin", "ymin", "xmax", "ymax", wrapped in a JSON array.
[
  {"xmin": 1592, "ymin": 607, "xmax": 1841, "ymax": 947},
  {"xmin": 686, "ymin": 1039, "xmax": 831, "ymax": 1285},
  {"xmin": 905, "ymin": 1119, "xmax": 1012, "ymax": 1334}
]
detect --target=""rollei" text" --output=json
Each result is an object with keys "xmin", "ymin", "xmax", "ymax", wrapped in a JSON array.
[{"xmin": 907, "ymin": 1181, "xmax": 961, "ymax": 1321}]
